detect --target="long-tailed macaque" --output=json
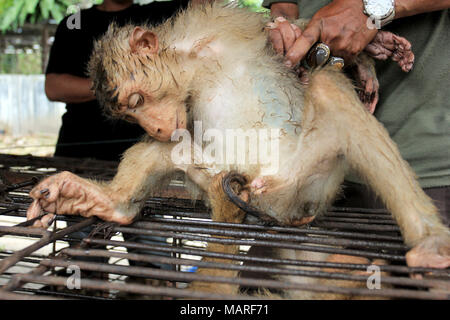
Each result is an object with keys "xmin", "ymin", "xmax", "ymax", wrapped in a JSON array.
[{"xmin": 27, "ymin": 2, "xmax": 449, "ymax": 279}]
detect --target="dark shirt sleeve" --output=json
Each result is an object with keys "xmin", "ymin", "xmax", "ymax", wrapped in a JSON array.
[
  {"xmin": 262, "ymin": 0, "xmax": 298, "ymax": 9},
  {"xmin": 45, "ymin": 18, "xmax": 85, "ymax": 77}
]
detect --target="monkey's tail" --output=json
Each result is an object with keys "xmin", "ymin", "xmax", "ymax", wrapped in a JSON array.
[
  {"xmin": 189, "ymin": 241, "xmax": 241, "ymax": 295},
  {"xmin": 307, "ymin": 67, "xmax": 448, "ymax": 246},
  {"xmin": 189, "ymin": 172, "xmax": 245, "ymax": 296}
]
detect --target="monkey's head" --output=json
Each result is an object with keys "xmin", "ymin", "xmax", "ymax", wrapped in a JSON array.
[{"xmin": 88, "ymin": 23, "xmax": 189, "ymax": 142}]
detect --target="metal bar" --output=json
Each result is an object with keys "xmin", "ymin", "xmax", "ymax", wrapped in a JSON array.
[
  {"xmin": 0, "ymin": 217, "xmax": 97, "ymax": 275},
  {"xmin": 0, "ymin": 291, "xmax": 63, "ymax": 300},
  {"xmin": 36, "ymin": 260, "xmax": 449, "ymax": 300},
  {"xmin": 2, "ymin": 265, "xmax": 50, "ymax": 292},
  {"xmin": 316, "ymin": 217, "xmax": 397, "ymax": 225},
  {"xmin": 0, "ymin": 207, "xmax": 19, "ymax": 215},
  {"xmin": 130, "ymin": 221, "xmax": 408, "ymax": 250},
  {"xmin": 329, "ymin": 207, "xmax": 390, "ymax": 214},
  {"xmin": 114, "ymin": 226, "xmax": 407, "ymax": 261},
  {"xmin": 0, "ymin": 177, "xmax": 38, "ymax": 193},
  {"xmin": 0, "ymin": 226, "xmax": 49, "ymax": 237},
  {"xmin": 16, "ymin": 287, "xmax": 114, "ymax": 300},
  {"xmin": 83, "ymin": 238, "xmax": 450, "ymax": 276},
  {"xmin": 312, "ymin": 221, "xmax": 400, "ymax": 232},
  {"xmin": 323, "ymin": 212, "xmax": 395, "ymax": 220},
  {"xmin": 16, "ymin": 274, "xmax": 250, "ymax": 300},
  {"xmin": 142, "ymin": 217, "xmax": 404, "ymax": 242},
  {"xmin": 61, "ymin": 248, "xmax": 450, "ymax": 289}
]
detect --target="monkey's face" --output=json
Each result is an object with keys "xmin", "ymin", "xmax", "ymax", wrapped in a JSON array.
[
  {"xmin": 89, "ymin": 24, "xmax": 190, "ymax": 141},
  {"xmin": 117, "ymin": 87, "xmax": 187, "ymax": 142}
]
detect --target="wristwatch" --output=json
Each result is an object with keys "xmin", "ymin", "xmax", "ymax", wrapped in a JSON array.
[{"xmin": 362, "ymin": 0, "xmax": 395, "ymax": 28}]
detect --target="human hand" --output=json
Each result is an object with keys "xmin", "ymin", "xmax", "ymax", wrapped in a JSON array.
[{"xmin": 282, "ymin": 0, "xmax": 378, "ymax": 68}]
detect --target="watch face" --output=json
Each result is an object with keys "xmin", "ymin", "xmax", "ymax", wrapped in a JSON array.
[{"xmin": 365, "ymin": 0, "xmax": 393, "ymax": 18}]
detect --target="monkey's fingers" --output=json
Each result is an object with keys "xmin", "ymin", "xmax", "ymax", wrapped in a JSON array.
[
  {"xmin": 273, "ymin": 17, "xmax": 298, "ymax": 54},
  {"xmin": 267, "ymin": 18, "xmax": 302, "ymax": 56},
  {"xmin": 27, "ymin": 171, "xmax": 131, "ymax": 224},
  {"xmin": 26, "ymin": 200, "xmax": 55, "ymax": 228},
  {"xmin": 268, "ymin": 28, "xmax": 284, "ymax": 56},
  {"xmin": 36, "ymin": 213, "xmax": 56, "ymax": 228},
  {"xmin": 29, "ymin": 176, "xmax": 62, "ymax": 203},
  {"xmin": 364, "ymin": 31, "xmax": 414, "ymax": 72}
]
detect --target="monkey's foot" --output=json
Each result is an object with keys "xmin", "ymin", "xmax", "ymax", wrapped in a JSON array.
[
  {"xmin": 365, "ymin": 31, "xmax": 415, "ymax": 72},
  {"xmin": 353, "ymin": 60, "xmax": 379, "ymax": 114},
  {"xmin": 27, "ymin": 171, "xmax": 135, "ymax": 228},
  {"xmin": 250, "ymin": 177, "xmax": 268, "ymax": 195},
  {"xmin": 406, "ymin": 235, "xmax": 450, "ymax": 269}
]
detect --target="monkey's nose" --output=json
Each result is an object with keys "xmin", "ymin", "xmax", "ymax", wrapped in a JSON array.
[{"xmin": 153, "ymin": 128, "xmax": 174, "ymax": 142}]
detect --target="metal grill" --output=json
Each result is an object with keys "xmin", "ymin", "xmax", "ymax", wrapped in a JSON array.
[{"xmin": 0, "ymin": 153, "xmax": 449, "ymax": 300}]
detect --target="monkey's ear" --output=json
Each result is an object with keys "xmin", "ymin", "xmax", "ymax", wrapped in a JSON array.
[{"xmin": 129, "ymin": 27, "xmax": 159, "ymax": 54}]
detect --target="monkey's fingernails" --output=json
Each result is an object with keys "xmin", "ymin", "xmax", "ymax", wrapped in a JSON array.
[
  {"xmin": 274, "ymin": 16, "xmax": 287, "ymax": 23},
  {"xmin": 266, "ymin": 22, "xmax": 276, "ymax": 29},
  {"xmin": 44, "ymin": 214, "xmax": 56, "ymax": 227},
  {"xmin": 40, "ymin": 188, "xmax": 50, "ymax": 198}
]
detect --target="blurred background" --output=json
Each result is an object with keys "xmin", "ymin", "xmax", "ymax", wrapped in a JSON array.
[{"xmin": 0, "ymin": 0, "xmax": 265, "ymax": 157}]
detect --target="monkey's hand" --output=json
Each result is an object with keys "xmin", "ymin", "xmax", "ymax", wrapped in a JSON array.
[
  {"xmin": 365, "ymin": 31, "xmax": 414, "ymax": 73},
  {"xmin": 26, "ymin": 171, "xmax": 134, "ymax": 228},
  {"xmin": 406, "ymin": 234, "xmax": 450, "ymax": 269}
]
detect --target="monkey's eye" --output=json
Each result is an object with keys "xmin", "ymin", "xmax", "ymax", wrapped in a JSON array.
[{"xmin": 128, "ymin": 93, "xmax": 144, "ymax": 109}]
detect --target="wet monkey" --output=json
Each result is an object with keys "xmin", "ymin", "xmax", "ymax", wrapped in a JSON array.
[{"xmin": 27, "ymin": 2, "xmax": 449, "ymax": 286}]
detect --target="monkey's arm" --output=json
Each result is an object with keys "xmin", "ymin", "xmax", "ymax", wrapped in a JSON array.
[{"xmin": 26, "ymin": 140, "xmax": 176, "ymax": 227}]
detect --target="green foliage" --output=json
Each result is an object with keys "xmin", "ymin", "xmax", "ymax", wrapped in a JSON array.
[
  {"xmin": 0, "ymin": 0, "xmax": 80, "ymax": 31},
  {"xmin": 237, "ymin": 0, "xmax": 268, "ymax": 13},
  {"xmin": 0, "ymin": 52, "xmax": 42, "ymax": 74}
]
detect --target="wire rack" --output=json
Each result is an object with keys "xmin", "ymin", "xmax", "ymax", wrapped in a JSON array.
[{"xmin": 0, "ymin": 153, "xmax": 448, "ymax": 300}]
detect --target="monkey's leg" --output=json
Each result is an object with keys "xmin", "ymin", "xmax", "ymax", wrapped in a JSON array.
[
  {"xmin": 189, "ymin": 172, "xmax": 248, "ymax": 295},
  {"xmin": 307, "ymin": 67, "xmax": 450, "ymax": 268},
  {"xmin": 27, "ymin": 140, "xmax": 176, "ymax": 227}
]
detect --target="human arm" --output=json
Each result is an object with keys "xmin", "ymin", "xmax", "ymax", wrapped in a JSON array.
[
  {"xmin": 45, "ymin": 73, "xmax": 96, "ymax": 103},
  {"xmin": 394, "ymin": 0, "xmax": 450, "ymax": 19},
  {"xmin": 270, "ymin": 0, "xmax": 450, "ymax": 67}
]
